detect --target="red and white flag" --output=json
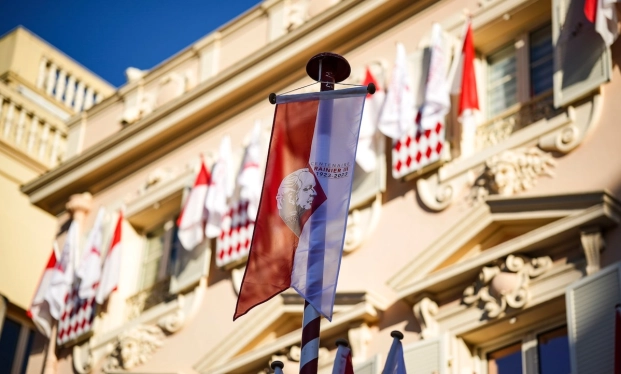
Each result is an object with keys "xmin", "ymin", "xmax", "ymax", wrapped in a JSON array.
[
  {"xmin": 205, "ymin": 136, "xmax": 233, "ymax": 239},
  {"xmin": 451, "ymin": 19, "xmax": 480, "ymax": 157},
  {"xmin": 234, "ymin": 86, "xmax": 367, "ymax": 320},
  {"xmin": 332, "ymin": 344, "xmax": 354, "ymax": 374},
  {"xmin": 238, "ymin": 121, "xmax": 263, "ymax": 220},
  {"xmin": 77, "ymin": 208, "xmax": 105, "ymax": 299},
  {"xmin": 177, "ymin": 159, "xmax": 211, "ymax": 250},
  {"xmin": 378, "ymin": 43, "xmax": 416, "ymax": 140},
  {"xmin": 585, "ymin": 0, "xmax": 620, "ymax": 46},
  {"xmin": 419, "ymin": 23, "xmax": 450, "ymax": 131},
  {"xmin": 96, "ymin": 211, "xmax": 123, "ymax": 304},
  {"xmin": 357, "ymin": 67, "xmax": 385, "ymax": 172},
  {"xmin": 45, "ymin": 220, "xmax": 78, "ymax": 320},
  {"xmin": 27, "ymin": 247, "xmax": 58, "ymax": 337}
]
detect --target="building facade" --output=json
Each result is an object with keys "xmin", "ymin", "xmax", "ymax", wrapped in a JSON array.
[
  {"xmin": 0, "ymin": 27, "xmax": 113, "ymax": 373},
  {"xmin": 20, "ymin": 0, "xmax": 621, "ymax": 373}
]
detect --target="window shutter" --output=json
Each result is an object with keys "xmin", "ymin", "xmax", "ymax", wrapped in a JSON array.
[
  {"xmin": 403, "ymin": 337, "xmax": 446, "ymax": 374},
  {"xmin": 566, "ymin": 262, "xmax": 621, "ymax": 373},
  {"xmin": 552, "ymin": 0, "xmax": 612, "ymax": 107},
  {"xmin": 354, "ymin": 355, "xmax": 380, "ymax": 374}
]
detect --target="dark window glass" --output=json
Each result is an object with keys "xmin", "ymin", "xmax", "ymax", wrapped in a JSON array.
[
  {"xmin": 488, "ymin": 342, "xmax": 523, "ymax": 374},
  {"xmin": 0, "ymin": 318, "xmax": 21, "ymax": 370},
  {"xmin": 19, "ymin": 329, "xmax": 35, "ymax": 374},
  {"xmin": 538, "ymin": 326, "xmax": 571, "ymax": 374},
  {"xmin": 530, "ymin": 24, "xmax": 553, "ymax": 96},
  {"xmin": 487, "ymin": 45, "xmax": 518, "ymax": 118}
]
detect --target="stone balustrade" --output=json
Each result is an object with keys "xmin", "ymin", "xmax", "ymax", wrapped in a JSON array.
[
  {"xmin": 35, "ymin": 56, "xmax": 104, "ymax": 112},
  {"xmin": 0, "ymin": 91, "xmax": 67, "ymax": 168}
]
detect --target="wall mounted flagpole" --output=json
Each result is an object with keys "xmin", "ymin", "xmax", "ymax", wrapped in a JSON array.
[{"xmin": 299, "ymin": 52, "xmax": 351, "ymax": 374}]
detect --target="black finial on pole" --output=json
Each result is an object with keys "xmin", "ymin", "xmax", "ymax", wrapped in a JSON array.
[
  {"xmin": 271, "ymin": 360, "xmax": 284, "ymax": 371},
  {"xmin": 269, "ymin": 92, "xmax": 277, "ymax": 104},
  {"xmin": 335, "ymin": 338, "xmax": 350, "ymax": 347},
  {"xmin": 367, "ymin": 82, "xmax": 376, "ymax": 95},
  {"xmin": 391, "ymin": 330, "xmax": 404, "ymax": 340}
]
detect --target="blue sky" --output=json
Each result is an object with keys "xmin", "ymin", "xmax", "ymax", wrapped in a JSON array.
[{"xmin": 0, "ymin": 1, "xmax": 260, "ymax": 87}]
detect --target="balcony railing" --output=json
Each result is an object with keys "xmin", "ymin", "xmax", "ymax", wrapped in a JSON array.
[
  {"xmin": 0, "ymin": 91, "xmax": 66, "ymax": 168},
  {"xmin": 475, "ymin": 92, "xmax": 565, "ymax": 151},
  {"xmin": 125, "ymin": 278, "xmax": 173, "ymax": 321}
]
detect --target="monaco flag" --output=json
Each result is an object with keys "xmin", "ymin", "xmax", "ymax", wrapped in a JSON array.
[
  {"xmin": 378, "ymin": 43, "xmax": 416, "ymax": 140},
  {"xmin": 234, "ymin": 86, "xmax": 367, "ymax": 321},
  {"xmin": 584, "ymin": 0, "xmax": 620, "ymax": 46},
  {"xmin": 418, "ymin": 23, "xmax": 450, "ymax": 131},
  {"xmin": 205, "ymin": 135, "xmax": 233, "ymax": 239},
  {"xmin": 96, "ymin": 211, "xmax": 123, "ymax": 304},
  {"xmin": 238, "ymin": 121, "xmax": 263, "ymax": 220},
  {"xmin": 27, "ymin": 246, "xmax": 58, "ymax": 337},
  {"xmin": 357, "ymin": 67, "xmax": 385, "ymax": 172},
  {"xmin": 451, "ymin": 19, "xmax": 480, "ymax": 157},
  {"xmin": 177, "ymin": 159, "xmax": 211, "ymax": 250},
  {"xmin": 332, "ymin": 343, "xmax": 355, "ymax": 374},
  {"xmin": 77, "ymin": 207, "xmax": 105, "ymax": 299},
  {"xmin": 45, "ymin": 220, "xmax": 78, "ymax": 320}
]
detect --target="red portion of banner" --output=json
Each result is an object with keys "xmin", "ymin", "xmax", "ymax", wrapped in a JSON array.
[
  {"xmin": 458, "ymin": 23, "xmax": 479, "ymax": 114},
  {"xmin": 584, "ymin": 0, "xmax": 597, "ymax": 23},
  {"xmin": 234, "ymin": 99, "xmax": 320, "ymax": 320}
]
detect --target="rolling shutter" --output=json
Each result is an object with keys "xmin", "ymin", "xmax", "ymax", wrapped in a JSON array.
[
  {"xmin": 354, "ymin": 355, "xmax": 380, "ymax": 374},
  {"xmin": 552, "ymin": 0, "xmax": 612, "ymax": 107},
  {"xmin": 403, "ymin": 337, "xmax": 446, "ymax": 374},
  {"xmin": 566, "ymin": 262, "xmax": 621, "ymax": 373}
]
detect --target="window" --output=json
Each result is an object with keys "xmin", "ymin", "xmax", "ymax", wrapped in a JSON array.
[
  {"xmin": 0, "ymin": 317, "xmax": 35, "ymax": 374},
  {"xmin": 140, "ymin": 226, "xmax": 167, "ymax": 290},
  {"xmin": 487, "ymin": 342, "xmax": 522, "ymax": 374},
  {"xmin": 537, "ymin": 326, "xmax": 570, "ymax": 373},
  {"xmin": 485, "ymin": 23, "xmax": 553, "ymax": 119}
]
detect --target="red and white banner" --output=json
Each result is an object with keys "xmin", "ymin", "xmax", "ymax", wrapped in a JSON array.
[
  {"xmin": 46, "ymin": 221, "xmax": 78, "ymax": 320},
  {"xmin": 357, "ymin": 67, "xmax": 385, "ymax": 173},
  {"xmin": 27, "ymin": 247, "xmax": 58, "ymax": 337},
  {"xmin": 378, "ymin": 43, "xmax": 416, "ymax": 140},
  {"xmin": 205, "ymin": 136, "xmax": 233, "ymax": 239},
  {"xmin": 177, "ymin": 159, "xmax": 210, "ymax": 250},
  {"xmin": 584, "ymin": 0, "xmax": 620, "ymax": 47},
  {"xmin": 96, "ymin": 212, "xmax": 123, "ymax": 304},
  {"xmin": 419, "ymin": 23, "xmax": 450, "ymax": 131},
  {"xmin": 332, "ymin": 344, "xmax": 354, "ymax": 374},
  {"xmin": 234, "ymin": 87, "xmax": 367, "ymax": 320},
  {"xmin": 77, "ymin": 207, "xmax": 105, "ymax": 299},
  {"xmin": 451, "ymin": 19, "xmax": 480, "ymax": 158},
  {"xmin": 57, "ymin": 285, "xmax": 96, "ymax": 345},
  {"xmin": 238, "ymin": 121, "xmax": 263, "ymax": 221}
]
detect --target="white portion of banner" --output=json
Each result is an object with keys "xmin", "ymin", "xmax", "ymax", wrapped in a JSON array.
[
  {"xmin": 77, "ymin": 207, "xmax": 105, "ymax": 299},
  {"xmin": 46, "ymin": 220, "xmax": 78, "ymax": 319}
]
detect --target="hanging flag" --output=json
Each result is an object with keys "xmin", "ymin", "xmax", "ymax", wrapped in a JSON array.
[
  {"xmin": 77, "ymin": 208, "xmax": 105, "ymax": 299},
  {"xmin": 96, "ymin": 211, "xmax": 123, "ymax": 304},
  {"xmin": 584, "ymin": 0, "xmax": 620, "ymax": 47},
  {"xmin": 357, "ymin": 67, "xmax": 385, "ymax": 172},
  {"xmin": 234, "ymin": 86, "xmax": 367, "ymax": 321},
  {"xmin": 451, "ymin": 19, "xmax": 480, "ymax": 158},
  {"xmin": 419, "ymin": 23, "xmax": 450, "ymax": 131},
  {"xmin": 378, "ymin": 43, "xmax": 416, "ymax": 140},
  {"xmin": 217, "ymin": 123, "xmax": 263, "ymax": 267},
  {"xmin": 27, "ymin": 247, "xmax": 58, "ymax": 337},
  {"xmin": 238, "ymin": 121, "xmax": 263, "ymax": 220},
  {"xmin": 332, "ymin": 343, "xmax": 355, "ymax": 374},
  {"xmin": 57, "ymin": 284, "xmax": 96, "ymax": 345},
  {"xmin": 382, "ymin": 331, "xmax": 407, "ymax": 374},
  {"xmin": 205, "ymin": 136, "xmax": 233, "ymax": 239},
  {"xmin": 177, "ymin": 159, "xmax": 211, "ymax": 250},
  {"xmin": 45, "ymin": 220, "xmax": 78, "ymax": 320}
]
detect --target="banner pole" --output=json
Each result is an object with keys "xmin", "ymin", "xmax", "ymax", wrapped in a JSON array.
[{"xmin": 299, "ymin": 52, "xmax": 351, "ymax": 374}]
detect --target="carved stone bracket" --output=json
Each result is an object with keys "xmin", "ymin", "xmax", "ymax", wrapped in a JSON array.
[
  {"xmin": 73, "ymin": 343, "xmax": 93, "ymax": 374},
  {"xmin": 103, "ymin": 325, "xmax": 166, "ymax": 371},
  {"xmin": 157, "ymin": 308, "xmax": 186, "ymax": 334},
  {"xmin": 463, "ymin": 255, "xmax": 553, "ymax": 319},
  {"xmin": 344, "ymin": 193, "xmax": 382, "ymax": 253},
  {"xmin": 580, "ymin": 227, "xmax": 605, "ymax": 275},
  {"xmin": 348, "ymin": 323, "xmax": 372, "ymax": 364},
  {"xmin": 413, "ymin": 297, "xmax": 439, "ymax": 340}
]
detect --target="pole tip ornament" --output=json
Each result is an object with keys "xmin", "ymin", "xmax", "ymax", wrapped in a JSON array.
[
  {"xmin": 306, "ymin": 52, "xmax": 351, "ymax": 83},
  {"xmin": 271, "ymin": 361, "xmax": 284, "ymax": 370},
  {"xmin": 367, "ymin": 82, "xmax": 376, "ymax": 95},
  {"xmin": 335, "ymin": 338, "xmax": 350, "ymax": 347},
  {"xmin": 269, "ymin": 92, "xmax": 277, "ymax": 104},
  {"xmin": 390, "ymin": 330, "xmax": 404, "ymax": 340}
]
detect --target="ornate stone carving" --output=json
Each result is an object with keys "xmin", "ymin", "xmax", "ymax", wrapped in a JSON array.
[
  {"xmin": 344, "ymin": 194, "xmax": 382, "ymax": 253},
  {"xmin": 286, "ymin": 0, "xmax": 309, "ymax": 31},
  {"xmin": 72, "ymin": 343, "xmax": 92, "ymax": 374},
  {"xmin": 126, "ymin": 278, "xmax": 172, "ymax": 320},
  {"xmin": 580, "ymin": 227, "xmax": 605, "ymax": 275},
  {"xmin": 416, "ymin": 174, "xmax": 454, "ymax": 212},
  {"xmin": 413, "ymin": 297, "xmax": 439, "ymax": 340},
  {"xmin": 471, "ymin": 147, "xmax": 555, "ymax": 200},
  {"xmin": 463, "ymin": 255, "xmax": 552, "ymax": 318},
  {"xmin": 157, "ymin": 308, "xmax": 186, "ymax": 333},
  {"xmin": 348, "ymin": 323, "xmax": 372, "ymax": 363},
  {"xmin": 103, "ymin": 325, "xmax": 166, "ymax": 371}
]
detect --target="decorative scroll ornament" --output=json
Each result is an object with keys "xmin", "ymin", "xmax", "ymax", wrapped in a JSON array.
[
  {"xmin": 348, "ymin": 323, "xmax": 372, "ymax": 363},
  {"xmin": 413, "ymin": 297, "xmax": 439, "ymax": 340},
  {"xmin": 472, "ymin": 147, "xmax": 555, "ymax": 200},
  {"xmin": 157, "ymin": 308, "xmax": 186, "ymax": 334},
  {"xmin": 344, "ymin": 194, "xmax": 382, "ymax": 253},
  {"xmin": 463, "ymin": 255, "xmax": 552, "ymax": 318},
  {"xmin": 103, "ymin": 325, "xmax": 166, "ymax": 371}
]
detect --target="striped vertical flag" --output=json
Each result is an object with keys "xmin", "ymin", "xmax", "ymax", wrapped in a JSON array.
[
  {"xmin": 27, "ymin": 247, "xmax": 58, "ymax": 337},
  {"xmin": 96, "ymin": 211, "xmax": 123, "ymax": 304},
  {"xmin": 205, "ymin": 136, "xmax": 233, "ymax": 239},
  {"xmin": 357, "ymin": 67, "xmax": 385, "ymax": 172},
  {"xmin": 77, "ymin": 207, "xmax": 105, "ymax": 299},
  {"xmin": 332, "ymin": 342, "xmax": 354, "ymax": 374},
  {"xmin": 234, "ymin": 86, "xmax": 367, "ymax": 321},
  {"xmin": 45, "ymin": 220, "xmax": 78, "ymax": 320},
  {"xmin": 177, "ymin": 158, "xmax": 210, "ymax": 250},
  {"xmin": 382, "ymin": 331, "xmax": 407, "ymax": 374}
]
